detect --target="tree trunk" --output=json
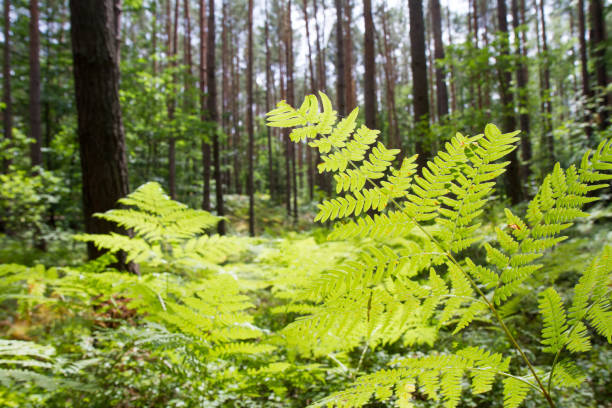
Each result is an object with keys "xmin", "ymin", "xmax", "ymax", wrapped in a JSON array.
[
  {"xmin": 2, "ymin": 0, "xmax": 12, "ymax": 173},
  {"xmin": 577, "ymin": 0, "xmax": 592, "ymax": 139},
  {"xmin": 286, "ymin": 0, "xmax": 298, "ymax": 223},
  {"xmin": 69, "ymin": 0, "xmax": 131, "ymax": 265},
  {"xmin": 166, "ymin": 0, "xmax": 178, "ymax": 199},
  {"xmin": 379, "ymin": 5, "xmax": 398, "ymax": 149},
  {"xmin": 511, "ymin": 0, "xmax": 532, "ymax": 177},
  {"xmin": 264, "ymin": 2, "xmax": 276, "ymax": 200},
  {"xmin": 343, "ymin": 0, "xmax": 356, "ymax": 110},
  {"xmin": 363, "ymin": 0, "xmax": 376, "ymax": 129},
  {"xmin": 446, "ymin": 4, "xmax": 457, "ymax": 114},
  {"xmin": 334, "ymin": 0, "xmax": 346, "ymax": 116},
  {"xmin": 247, "ymin": 0, "xmax": 255, "ymax": 236},
  {"xmin": 496, "ymin": 0, "xmax": 523, "ymax": 204},
  {"xmin": 538, "ymin": 0, "xmax": 554, "ymax": 165},
  {"xmin": 408, "ymin": 0, "xmax": 430, "ymax": 166},
  {"xmin": 301, "ymin": 0, "xmax": 315, "ymax": 200},
  {"xmin": 589, "ymin": 0, "xmax": 609, "ymax": 128},
  {"xmin": 29, "ymin": 0, "xmax": 42, "ymax": 168},
  {"xmin": 199, "ymin": 0, "xmax": 210, "ymax": 211},
  {"xmin": 313, "ymin": 0, "xmax": 326, "ymax": 91},
  {"xmin": 430, "ymin": 0, "xmax": 449, "ymax": 120},
  {"xmin": 208, "ymin": 0, "xmax": 225, "ymax": 234}
]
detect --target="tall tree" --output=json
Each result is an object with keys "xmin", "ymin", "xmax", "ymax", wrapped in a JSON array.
[
  {"xmin": 166, "ymin": 0, "xmax": 179, "ymax": 199},
  {"xmin": 408, "ymin": 0, "xmax": 430, "ymax": 166},
  {"xmin": 430, "ymin": 0, "xmax": 449, "ymax": 120},
  {"xmin": 511, "ymin": 0, "xmax": 532, "ymax": 176},
  {"xmin": 247, "ymin": 0, "xmax": 255, "ymax": 236},
  {"xmin": 29, "ymin": 0, "xmax": 43, "ymax": 168},
  {"xmin": 286, "ymin": 0, "xmax": 298, "ymax": 222},
  {"xmin": 496, "ymin": 0, "xmax": 523, "ymax": 204},
  {"xmin": 199, "ymin": 0, "xmax": 211, "ymax": 211},
  {"xmin": 208, "ymin": 0, "xmax": 225, "ymax": 234},
  {"xmin": 301, "ymin": 0, "xmax": 315, "ymax": 199},
  {"xmin": 334, "ymin": 0, "xmax": 346, "ymax": 116},
  {"xmin": 264, "ymin": 2, "xmax": 276, "ymax": 200},
  {"xmin": 69, "ymin": 0, "xmax": 131, "ymax": 264},
  {"xmin": 313, "ymin": 0, "xmax": 326, "ymax": 92},
  {"xmin": 589, "ymin": 0, "xmax": 609, "ymax": 128},
  {"xmin": 343, "ymin": 0, "xmax": 356, "ymax": 110},
  {"xmin": 538, "ymin": 0, "xmax": 553, "ymax": 165},
  {"xmin": 379, "ymin": 5, "xmax": 398, "ymax": 149},
  {"xmin": 2, "ymin": 0, "xmax": 12, "ymax": 173},
  {"xmin": 577, "ymin": 0, "xmax": 592, "ymax": 138},
  {"xmin": 363, "ymin": 0, "xmax": 376, "ymax": 128}
]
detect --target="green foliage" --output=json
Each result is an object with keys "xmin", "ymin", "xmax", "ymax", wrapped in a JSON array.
[{"xmin": 266, "ymin": 92, "xmax": 612, "ymax": 408}]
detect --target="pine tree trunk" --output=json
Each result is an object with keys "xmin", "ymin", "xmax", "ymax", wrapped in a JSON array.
[
  {"xmin": 445, "ymin": 5, "xmax": 457, "ymax": 114},
  {"xmin": 29, "ymin": 0, "xmax": 42, "ymax": 168},
  {"xmin": 589, "ymin": 0, "xmax": 609, "ymax": 128},
  {"xmin": 343, "ymin": 0, "xmax": 356, "ymax": 110},
  {"xmin": 301, "ymin": 0, "xmax": 315, "ymax": 200},
  {"xmin": 264, "ymin": 2, "xmax": 276, "ymax": 200},
  {"xmin": 363, "ymin": 0, "xmax": 376, "ymax": 129},
  {"xmin": 380, "ymin": 6, "xmax": 398, "ymax": 149},
  {"xmin": 497, "ymin": 0, "xmax": 523, "ymax": 204},
  {"xmin": 199, "ymin": 0, "xmax": 210, "ymax": 211},
  {"xmin": 577, "ymin": 0, "xmax": 592, "ymax": 139},
  {"xmin": 313, "ymin": 0, "xmax": 326, "ymax": 91},
  {"xmin": 2, "ymin": 0, "xmax": 12, "ymax": 173},
  {"xmin": 538, "ymin": 0, "xmax": 554, "ymax": 165},
  {"xmin": 166, "ymin": 0, "xmax": 178, "ymax": 199},
  {"xmin": 286, "ymin": 0, "xmax": 298, "ymax": 223},
  {"xmin": 408, "ymin": 0, "xmax": 430, "ymax": 166},
  {"xmin": 334, "ymin": 0, "xmax": 346, "ymax": 116},
  {"xmin": 207, "ymin": 0, "xmax": 225, "ymax": 234},
  {"xmin": 511, "ymin": 0, "xmax": 532, "ymax": 176},
  {"xmin": 430, "ymin": 0, "xmax": 449, "ymax": 120},
  {"xmin": 69, "ymin": 0, "xmax": 131, "ymax": 264},
  {"xmin": 247, "ymin": 0, "xmax": 255, "ymax": 236}
]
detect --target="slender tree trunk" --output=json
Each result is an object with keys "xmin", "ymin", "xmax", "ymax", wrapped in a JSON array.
[
  {"xmin": 286, "ymin": 0, "xmax": 298, "ymax": 222},
  {"xmin": 430, "ymin": 0, "xmax": 449, "ymax": 120},
  {"xmin": 278, "ymin": 5, "xmax": 291, "ymax": 216},
  {"xmin": 497, "ymin": 0, "xmax": 523, "ymax": 204},
  {"xmin": 446, "ymin": 5, "xmax": 457, "ymax": 114},
  {"xmin": 29, "ymin": 0, "xmax": 42, "ymax": 168},
  {"xmin": 199, "ymin": 0, "xmax": 210, "ymax": 210},
  {"xmin": 343, "ymin": 0, "xmax": 356, "ymax": 110},
  {"xmin": 113, "ymin": 0, "xmax": 121, "ymax": 64},
  {"xmin": 511, "ymin": 0, "xmax": 532, "ymax": 177},
  {"xmin": 247, "ymin": 0, "xmax": 255, "ymax": 235},
  {"xmin": 363, "ymin": 0, "xmax": 376, "ymax": 129},
  {"xmin": 152, "ymin": 1, "xmax": 158, "ymax": 76},
  {"xmin": 166, "ymin": 0, "xmax": 178, "ymax": 199},
  {"xmin": 379, "ymin": 6, "xmax": 398, "ymax": 149},
  {"xmin": 313, "ymin": 0, "xmax": 326, "ymax": 91},
  {"xmin": 231, "ymin": 35, "xmax": 241, "ymax": 195},
  {"xmin": 427, "ymin": 6, "xmax": 436, "ymax": 124},
  {"xmin": 334, "ymin": 0, "xmax": 346, "ymax": 116},
  {"xmin": 538, "ymin": 0, "xmax": 554, "ymax": 165},
  {"xmin": 589, "ymin": 0, "xmax": 609, "ymax": 128},
  {"xmin": 69, "ymin": 0, "xmax": 131, "ymax": 266},
  {"xmin": 408, "ymin": 0, "xmax": 430, "ymax": 166},
  {"xmin": 264, "ymin": 2, "xmax": 276, "ymax": 200},
  {"xmin": 301, "ymin": 0, "xmax": 315, "ymax": 200},
  {"xmin": 208, "ymin": 0, "xmax": 225, "ymax": 234},
  {"xmin": 577, "ymin": 0, "xmax": 593, "ymax": 139},
  {"xmin": 2, "ymin": 0, "xmax": 12, "ymax": 173}
]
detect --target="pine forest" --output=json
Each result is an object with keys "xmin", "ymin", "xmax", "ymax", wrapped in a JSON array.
[{"xmin": 0, "ymin": 0, "xmax": 611, "ymax": 407}]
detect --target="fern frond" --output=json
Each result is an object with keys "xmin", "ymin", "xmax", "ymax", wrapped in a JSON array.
[{"xmin": 538, "ymin": 287, "xmax": 568, "ymax": 353}]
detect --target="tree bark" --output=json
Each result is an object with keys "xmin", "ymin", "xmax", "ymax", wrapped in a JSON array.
[
  {"xmin": 511, "ymin": 0, "xmax": 532, "ymax": 176},
  {"xmin": 286, "ymin": 0, "xmax": 298, "ymax": 223},
  {"xmin": 497, "ymin": 0, "xmax": 523, "ymax": 204},
  {"xmin": 264, "ymin": 2, "xmax": 276, "ymax": 201},
  {"xmin": 589, "ymin": 0, "xmax": 609, "ymax": 128},
  {"xmin": 408, "ymin": 0, "xmax": 430, "ymax": 166},
  {"xmin": 247, "ymin": 0, "xmax": 255, "ymax": 235},
  {"xmin": 2, "ymin": 0, "xmax": 12, "ymax": 173},
  {"xmin": 379, "ymin": 5, "xmax": 398, "ymax": 149},
  {"xmin": 343, "ymin": 0, "xmax": 356, "ymax": 110},
  {"xmin": 446, "ymin": 5, "xmax": 457, "ymax": 114},
  {"xmin": 29, "ymin": 0, "xmax": 42, "ymax": 168},
  {"xmin": 538, "ymin": 0, "xmax": 554, "ymax": 165},
  {"xmin": 208, "ymin": 0, "xmax": 225, "ymax": 234},
  {"xmin": 577, "ymin": 0, "xmax": 593, "ymax": 139},
  {"xmin": 334, "ymin": 0, "xmax": 346, "ymax": 116},
  {"xmin": 166, "ymin": 0, "xmax": 179, "ymax": 199},
  {"xmin": 363, "ymin": 0, "xmax": 376, "ymax": 129},
  {"xmin": 430, "ymin": 0, "xmax": 449, "ymax": 120},
  {"xmin": 69, "ymin": 0, "xmax": 131, "ymax": 264},
  {"xmin": 199, "ymin": 0, "xmax": 210, "ymax": 211}
]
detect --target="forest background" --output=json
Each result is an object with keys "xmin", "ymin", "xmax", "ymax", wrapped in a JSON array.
[{"xmin": 0, "ymin": 0, "xmax": 611, "ymax": 407}]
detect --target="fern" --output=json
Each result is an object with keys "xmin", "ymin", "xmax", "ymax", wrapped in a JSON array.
[{"xmin": 267, "ymin": 93, "xmax": 612, "ymax": 408}]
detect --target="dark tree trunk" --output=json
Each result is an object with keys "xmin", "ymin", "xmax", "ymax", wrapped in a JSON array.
[
  {"xmin": 199, "ymin": 0, "xmax": 210, "ymax": 211},
  {"xmin": 286, "ymin": 0, "xmax": 298, "ymax": 223},
  {"xmin": 69, "ymin": 0, "xmax": 131, "ymax": 265},
  {"xmin": 430, "ymin": 0, "xmax": 449, "ymax": 120},
  {"xmin": 208, "ymin": 0, "xmax": 225, "ymax": 234},
  {"xmin": 380, "ymin": 6, "xmax": 398, "ymax": 149},
  {"xmin": 166, "ymin": 0, "xmax": 178, "ymax": 199},
  {"xmin": 264, "ymin": 3, "xmax": 276, "ymax": 200},
  {"xmin": 334, "ymin": 0, "xmax": 346, "ymax": 116},
  {"xmin": 446, "ymin": 5, "xmax": 457, "ymax": 114},
  {"xmin": 511, "ymin": 0, "xmax": 532, "ymax": 177},
  {"xmin": 589, "ymin": 0, "xmax": 609, "ymax": 128},
  {"xmin": 301, "ymin": 0, "xmax": 315, "ymax": 200},
  {"xmin": 29, "ymin": 0, "xmax": 42, "ymax": 168},
  {"xmin": 538, "ymin": 0, "xmax": 554, "ymax": 165},
  {"xmin": 496, "ymin": 0, "xmax": 523, "ymax": 204},
  {"xmin": 577, "ymin": 0, "xmax": 593, "ymax": 139},
  {"xmin": 313, "ymin": 0, "xmax": 326, "ymax": 91},
  {"xmin": 113, "ymin": 0, "xmax": 121, "ymax": 63},
  {"xmin": 408, "ymin": 0, "xmax": 430, "ymax": 166},
  {"xmin": 2, "ymin": 0, "xmax": 12, "ymax": 173},
  {"xmin": 343, "ymin": 0, "xmax": 356, "ymax": 110},
  {"xmin": 247, "ymin": 0, "xmax": 255, "ymax": 236},
  {"xmin": 363, "ymin": 0, "xmax": 376, "ymax": 128}
]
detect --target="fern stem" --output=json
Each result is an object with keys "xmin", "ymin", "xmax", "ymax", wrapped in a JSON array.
[{"xmin": 354, "ymin": 343, "xmax": 369, "ymax": 379}]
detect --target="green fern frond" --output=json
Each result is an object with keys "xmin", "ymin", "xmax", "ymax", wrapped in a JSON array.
[{"xmin": 538, "ymin": 287, "xmax": 568, "ymax": 353}]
